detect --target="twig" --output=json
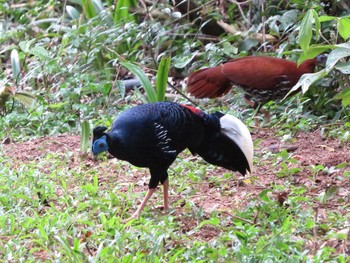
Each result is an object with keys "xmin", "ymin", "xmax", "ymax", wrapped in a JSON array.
[
  {"xmin": 139, "ymin": 0, "xmax": 153, "ymax": 21},
  {"xmin": 222, "ymin": 211, "xmax": 255, "ymax": 225},
  {"xmin": 167, "ymin": 81, "xmax": 198, "ymax": 106},
  {"xmin": 227, "ymin": 0, "xmax": 252, "ymax": 27}
]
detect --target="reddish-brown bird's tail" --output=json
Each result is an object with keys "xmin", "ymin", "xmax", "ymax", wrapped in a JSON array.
[{"xmin": 187, "ymin": 66, "xmax": 232, "ymax": 99}]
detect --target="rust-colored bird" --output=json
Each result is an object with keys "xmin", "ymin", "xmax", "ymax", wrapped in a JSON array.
[{"xmin": 187, "ymin": 56, "xmax": 323, "ymax": 116}]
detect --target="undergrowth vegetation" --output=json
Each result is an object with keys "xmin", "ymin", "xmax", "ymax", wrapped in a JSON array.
[
  {"xmin": 1, "ymin": 149, "xmax": 349, "ymax": 262},
  {"xmin": 0, "ymin": 0, "xmax": 350, "ymax": 261}
]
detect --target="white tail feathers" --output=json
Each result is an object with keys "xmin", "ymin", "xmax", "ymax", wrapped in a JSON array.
[{"xmin": 220, "ymin": 114, "xmax": 254, "ymax": 174}]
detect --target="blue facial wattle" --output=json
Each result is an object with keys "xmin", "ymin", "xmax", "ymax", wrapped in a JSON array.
[{"xmin": 92, "ymin": 135, "xmax": 109, "ymax": 155}]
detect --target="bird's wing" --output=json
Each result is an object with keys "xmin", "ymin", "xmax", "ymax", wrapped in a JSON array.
[{"xmin": 153, "ymin": 121, "xmax": 177, "ymax": 159}]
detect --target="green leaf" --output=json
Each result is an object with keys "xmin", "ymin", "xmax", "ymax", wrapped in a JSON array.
[
  {"xmin": 335, "ymin": 61, "xmax": 350, "ymax": 74},
  {"xmin": 114, "ymin": 0, "xmax": 137, "ymax": 23},
  {"xmin": 19, "ymin": 39, "xmax": 35, "ymax": 53},
  {"xmin": 318, "ymin": 15, "xmax": 336, "ymax": 22},
  {"xmin": 10, "ymin": 49, "xmax": 21, "ymax": 82},
  {"xmin": 120, "ymin": 61, "xmax": 157, "ymax": 102},
  {"xmin": 297, "ymin": 44, "xmax": 335, "ymax": 65},
  {"xmin": 335, "ymin": 88, "xmax": 350, "ymax": 107},
  {"xmin": 30, "ymin": 46, "xmax": 50, "ymax": 60},
  {"xmin": 168, "ymin": 248, "xmax": 186, "ymax": 263},
  {"xmin": 326, "ymin": 44, "xmax": 350, "ymax": 71},
  {"xmin": 156, "ymin": 56, "xmax": 171, "ymax": 102},
  {"xmin": 292, "ymin": 44, "xmax": 350, "ymax": 96},
  {"xmin": 48, "ymin": 101, "xmax": 69, "ymax": 109},
  {"xmin": 82, "ymin": 0, "xmax": 96, "ymax": 19},
  {"xmin": 66, "ymin": 5, "xmax": 81, "ymax": 20},
  {"xmin": 80, "ymin": 119, "xmax": 91, "ymax": 152},
  {"xmin": 37, "ymin": 224, "xmax": 49, "ymax": 240},
  {"xmin": 299, "ymin": 10, "xmax": 314, "ymax": 52},
  {"xmin": 173, "ymin": 51, "xmax": 198, "ymax": 69},
  {"xmin": 91, "ymin": 0, "xmax": 104, "ymax": 14},
  {"xmin": 287, "ymin": 69, "xmax": 328, "ymax": 95},
  {"xmin": 196, "ymin": 217, "xmax": 220, "ymax": 229},
  {"xmin": 313, "ymin": 9, "xmax": 320, "ymax": 40},
  {"xmin": 259, "ymin": 189, "xmax": 271, "ymax": 202},
  {"xmin": 338, "ymin": 17, "xmax": 350, "ymax": 40},
  {"xmin": 318, "ymin": 186, "xmax": 338, "ymax": 204}
]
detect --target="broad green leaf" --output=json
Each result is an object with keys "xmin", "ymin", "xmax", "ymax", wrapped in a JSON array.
[
  {"xmin": 30, "ymin": 45, "xmax": 50, "ymax": 60},
  {"xmin": 156, "ymin": 56, "xmax": 171, "ymax": 102},
  {"xmin": 326, "ymin": 44, "xmax": 350, "ymax": 72},
  {"xmin": 19, "ymin": 39, "xmax": 35, "ymax": 53},
  {"xmin": 37, "ymin": 224, "xmax": 49, "ymax": 241},
  {"xmin": 48, "ymin": 101, "xmax": 69, "ymax": 109},
  {"xmin": 297, "ymin": 44, "xmax": 335, "ymax": 65},
  {"xmin": 186, "ymin": 217, "xmax": 220, "ymax": 235},
  {"xmin": 66, "ymin": 5, "xmax": 81, "ymax": 20},
  {"xmin": 10, "ymin": 49, "xmax": 20, "ymax": 82},
  {"xmin": 114, "ymin": 0, "xmax": 137, "ymax": 23},
  {"xmin": 299, "ymin": 10, "xmax": 314, "ymax": 52},
  {"xmin": 82, "ymin": 0, "xmax": 96, "ymax": 19},
  {"xmin": 286, "ymin": 69, "xmax": 328, "ymax": 96},
  {"xmin": 318, "ymin": 15, "xmax": 336, "ymax": 22},
  {"xmin": 13, "ymin": 193, "xmax": 35, "ymax": 203},
  {"xmin": 259, "ymin": 189, "xmax": 271, "ymax": 202},
  {"xmin": 168, "ymin": 248, "xmax": 186, "ymax": 263},
  {"xmin": 318, "ymin": 186, "xmax": 338, "ymax": 204},
  {"xmin": 222, "ymin": 41, "xmax": 238, "ymax": 56},
  {"xmin": 92, "ymin": 0, "xmax": 104, "ymax": 14},
  {"xmin": 173, "ymin": 51, "xmax": 198, "ymax": 69},
  {"xmin": 335, "ymin": 88, "xmax": 350, "ymax": 107},
  {"xmin": 313, "ymin": 9, "xmax": 320, "ymax": 40},
  {"xmin": 80, "ymin": 120, "xmax": 91, "ymax": 152},
  {"xmin": 343, "ymin": 97, "xmax": 350, "ymax": 108},
  {"xmin": 335, "ymin": 61, "xmax": 350, "ymax": 74},
  {"xmin": 120, "ymin": 61, "xmax": 157, "ymax": 102},
  {"xmin": 338, "ymin": 17, "xmax": 350, "ymax": 40}
]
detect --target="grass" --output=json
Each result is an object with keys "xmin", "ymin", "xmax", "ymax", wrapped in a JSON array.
[{"xmin": 1, "ymin": 136, "xmax": 349, "ymax": 262}]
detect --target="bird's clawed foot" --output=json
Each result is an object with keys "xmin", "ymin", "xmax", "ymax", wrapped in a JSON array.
[
  {"xmin": 123, "ymin": 212, "xmax": 139, "ymax": 223},
  {"xmin": 155, "ymin": 205, "xmax": 169, "ymax": 212}
]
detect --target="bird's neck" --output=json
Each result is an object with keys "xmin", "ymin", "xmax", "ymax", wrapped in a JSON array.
[{"xmin": 299, "ymin": 58, "xmax": 317, "ymax": 72}]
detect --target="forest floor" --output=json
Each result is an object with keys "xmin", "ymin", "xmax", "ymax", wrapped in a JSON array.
[{"xmin": 3, "ymin": 128, "xmax": 350, "ymax": 244}]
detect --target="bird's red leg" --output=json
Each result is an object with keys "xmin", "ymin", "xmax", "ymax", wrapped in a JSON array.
[
  {"xmin": 162, "ymin": 179, "xmax": 169, "ymax": 211},
  {"xmin": 261, "ymin": 108, "xmax": 270, "ymax": 123},
  {"xmin": 244, "ymin": 98, "xmax": 260, "ymax": 126},
  {"xmin": 244, "ymin": 97, "xmax": 256, "ymax": 108},
  {"xmin": 126, "ymin": 188, "xmax": 157, "ymax": 221}
]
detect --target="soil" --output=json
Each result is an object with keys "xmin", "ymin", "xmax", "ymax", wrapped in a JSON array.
[{"xmin": 2, "ymin": 129, "xmax": 350, "ymax": 248}]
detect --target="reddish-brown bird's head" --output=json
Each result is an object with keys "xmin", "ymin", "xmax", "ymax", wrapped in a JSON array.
[{"xmin": 187, "ymin": 55, "xmax": 324, "ymax": 105}]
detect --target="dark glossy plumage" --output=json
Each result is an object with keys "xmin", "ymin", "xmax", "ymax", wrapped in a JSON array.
[
  {"xmin": 187, "ymin": 56, "xmax": 321, "ymax": 105},
  {"xmin": 92, "ymin": 101, "xmax": 253, "ymax": 220}
]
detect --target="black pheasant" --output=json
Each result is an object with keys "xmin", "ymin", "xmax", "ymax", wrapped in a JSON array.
[{"xmin": 92, "ymin": 102, "xmax": 253, "ymax": 220}]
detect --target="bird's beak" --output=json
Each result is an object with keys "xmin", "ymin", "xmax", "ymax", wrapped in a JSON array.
[{"xmin": 220, "ymin": 114, "xmax": 254, "ymax": 174}]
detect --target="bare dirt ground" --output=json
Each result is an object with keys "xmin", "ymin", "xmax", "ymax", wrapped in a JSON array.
[
  {"xmin": 3, "ymin": 129, "xmax": 350, "ymax": 209},
  {"xmin": 2, "ymin": 129, "xmax": 350, "ymax": 244}
]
